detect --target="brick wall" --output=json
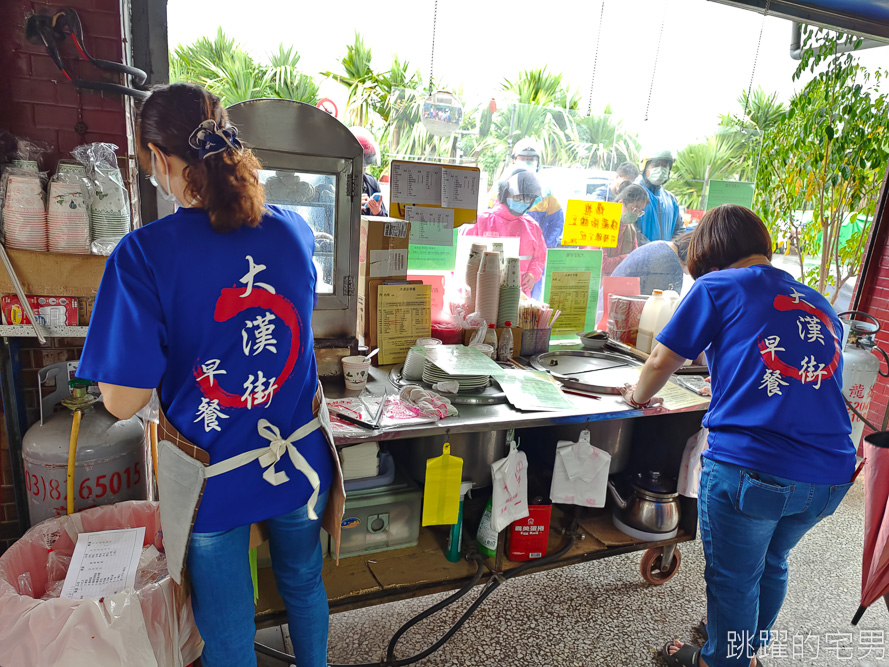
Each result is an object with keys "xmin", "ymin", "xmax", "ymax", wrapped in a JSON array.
[
  {"xmin": 854, "ymin": 171, "xmax": 889, "ymax": 438},
  {"xmin": 0, "ymin": 0, "xmax": 129, "ymax": 550}
]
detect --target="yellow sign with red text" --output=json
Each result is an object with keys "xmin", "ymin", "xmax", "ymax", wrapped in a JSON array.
[{"xmin": 562, "ymin": 200, "xmax": 622, "ymax": 247}]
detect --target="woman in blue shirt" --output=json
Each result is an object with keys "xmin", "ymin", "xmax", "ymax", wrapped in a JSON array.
[
  {"xmin": 77, "ymin": 84, "xmax": 343, "ymax": 666},
  {"xmin": 622, "ymin": 205, "xmax": 855, "ymax": 667}
]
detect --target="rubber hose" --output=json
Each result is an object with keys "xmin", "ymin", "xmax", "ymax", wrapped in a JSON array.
[{"xmin": 66, "ymin": 410, "xmax": 82, "ymax": 515}]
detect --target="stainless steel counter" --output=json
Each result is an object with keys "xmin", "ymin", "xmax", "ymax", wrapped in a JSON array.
[{"xmin": 322, "ymin": 365, "xmax": 704, "ymax": 445}]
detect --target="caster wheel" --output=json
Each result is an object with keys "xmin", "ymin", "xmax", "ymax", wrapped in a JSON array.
[{"xmin": 640, "ymin": 546, "xmax": 681, "ymax": 585}]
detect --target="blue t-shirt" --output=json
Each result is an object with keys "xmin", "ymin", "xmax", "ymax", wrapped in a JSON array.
[
  {"xmin": 611, "ymin": 241, "xmax": 683, "ymax": 295},
  {"xmin": 656, "ymin": 264, "xmax": 854, "ymax": 485},
  {"xmin": 77, "ymin": 205, "xmax": 334, "ymax": 532}
]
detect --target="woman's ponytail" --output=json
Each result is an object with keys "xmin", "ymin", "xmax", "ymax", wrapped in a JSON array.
[{"xmin": 137, "ymin": 83, "xmax": 266, "ymax": 232}]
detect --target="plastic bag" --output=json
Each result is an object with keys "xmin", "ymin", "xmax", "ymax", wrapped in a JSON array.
[
  {"xmin": 490, "ymin": 441, "xmax": 529, "ymax": 532},
  {"xmin": 421, "ymin": 442, "xmax": 463, "ymax": 526},
  {"xmin": 72, "ymin": 143, "xmax": 131, "ymax": 249},
  {"xmin": 550, "ymin": 430, "xmax": 611, "ymax": 507},
  {"xmin": 47, "ymin": 162, "xmax": 92, "ymax": 254},
  {"xmin": 678, "ymin": 427, "xmax": 709, "ymax": 498},
  {"xmin": 0, "ymin": 501, "xmax": 202, "ymax": 666},
  {"xmin": 0, "ymin": 166, "xmax": 48, "ymax": 250}
]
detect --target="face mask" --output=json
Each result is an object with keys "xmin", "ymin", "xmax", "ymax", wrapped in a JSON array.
[
  {"xmin": 506, "ymin": 198, "xmax": 532, "ymax": 216},
  {"xmin": 150, "ymin": 152, "xmax": 181, "ymax": 206},
  {"xmin": 621, "ymin": 210, "xmax": 640, "ymax": 224},
  {"xmin": 647, "ymin": 166, "xmax": 670, "ymax": 186}
]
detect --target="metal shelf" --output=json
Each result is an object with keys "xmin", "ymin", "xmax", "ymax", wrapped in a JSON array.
[{"xmin": 0, "ymin": 325, "xmax": 88, "ymax": 338}]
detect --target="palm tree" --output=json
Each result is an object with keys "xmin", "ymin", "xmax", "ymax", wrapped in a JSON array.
[
  {"xmin": 320, "ymin": 33, "xmax": 379, "ymax": 127},
  {"xmin": 169, "ymin": 30, "xmax": 319, "ymax": 106},
  {"xmin": 670, "ymin": 133, "xmax": 743, "ymax": 208},
  {"xmin": 571, "ymin": 109, "xmax": 640, "ymax": 170}
]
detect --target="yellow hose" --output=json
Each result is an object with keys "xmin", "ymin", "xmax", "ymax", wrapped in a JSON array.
[{"xmin": 66, "ymin": 410, "xmax": 82, "ymax": 515}]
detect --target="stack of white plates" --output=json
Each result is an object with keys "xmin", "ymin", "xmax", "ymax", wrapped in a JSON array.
[
  {"xmin": 422, "ymin": 359, "xmax": 489, "ymax": 391},
  {"xmin": 90, "ymin": 166, "xmax": 129, "ymax": 242},
  {"xmin": 403, "ymin": 347, "xmax": 427, "ymax": 380},
  {"xmin": 4, "ymin": 174, "xmax": 47, "ymax": 251},
  {"xmin": 47, "ymin": 181, "xmax": 90, "ymax": 254},
  {"xmin": 475, "ymin": 251, "xmax": 501, "ymax": 325}
]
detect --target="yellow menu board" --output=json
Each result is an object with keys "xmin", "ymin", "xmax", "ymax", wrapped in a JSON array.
[
  {"xmin": 376, "ymin": 284, "xmax": 432, "ymax": 365},
  {"xmin": 562, "ymin": 200, "xmax": 621, "ymax": 247},
  {"xmin": 389, "ymin": 160, "xmax": 480, "ymax": 228}
]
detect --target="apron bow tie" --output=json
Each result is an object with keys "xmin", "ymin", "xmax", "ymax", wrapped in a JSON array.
[{"xmin": 256, "ymin": 418, "xmax": 322, "ymax": 519}]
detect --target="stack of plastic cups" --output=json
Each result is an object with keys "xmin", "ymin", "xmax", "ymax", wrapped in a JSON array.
[
  {"xmin": 475, "ymin": 251, "xmax": 501, "ymax": 326},
  {"xmin": 465, "ymin": 244, "xmax": 485, "ymax": 314},
  {"xmin": 497, "ymin": 258, "xmax": 522, "ymax": 327}
]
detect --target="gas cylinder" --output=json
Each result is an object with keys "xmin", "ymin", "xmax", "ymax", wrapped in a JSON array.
[
  {"xmin": 22, "ymin": 363, "xmax": 146, "ymax": 526},
  {"xmin": 838, "ymin": 311, "xmax": 889, "ymax": 449}
]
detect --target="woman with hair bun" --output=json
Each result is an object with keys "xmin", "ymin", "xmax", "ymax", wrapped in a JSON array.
[{"xmin": 77, "ymin": 83, "xmax": 344, "ymax": 666}]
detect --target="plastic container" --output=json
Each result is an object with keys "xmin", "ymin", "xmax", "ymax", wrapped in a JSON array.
[
  {"xmin": 344, "ymin": 451, "xmax": 396, "ymax": 492},
  {"xmin": 333, "ymin": 468, "xmax": 422, "ymax": 558},
  {"xmin": 519, "ymin": 328, "xmax": 552, "ymax": 357},
  {"xmin": 497, "ymin": 323, "xmax": 514, "ymax": 361},
  {"xmin": 636, "ymin": 290, "xmax": 667, "ymax": 354},
  {"xmin": 476, "ymin": 497, "xmax": 498, "ymax": 558},
  {"xmin": 446, "ymin": 481, "xmax": 474, "ymax": 562},
  {"xmin": 651, "ymin": 290, "xmax": 680, "ymax": 346}
]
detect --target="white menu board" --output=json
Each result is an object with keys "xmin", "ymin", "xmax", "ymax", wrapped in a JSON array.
[
  {"xmin": 61, "ymin": 527, "xmax": 145, "ymax": 600},
  {"xmin": 391, "ymin": 162, "xmax": 442, "ymax": 206},
  {"xmin": 441, "ymin": 167, "xmax": 481, "ymax": 209}
]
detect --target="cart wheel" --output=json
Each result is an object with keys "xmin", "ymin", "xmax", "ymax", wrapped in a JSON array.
[{"xmin": 640, "ymin": 546, "xmax": 681, "ymax": 585}]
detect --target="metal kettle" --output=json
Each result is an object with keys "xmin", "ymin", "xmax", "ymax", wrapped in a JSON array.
[{"xmin": 607, "ymin": 471, "xmax": 680, "ymax": 539}]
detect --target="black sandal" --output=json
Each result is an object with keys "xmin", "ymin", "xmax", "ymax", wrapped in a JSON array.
[
  {"xmin": 660, "ymin": 641, "xmax": 700, "ymax": 666},
  {"xmin": 693, "ymin": 618, "xmax": 708, "ymax": 643}
]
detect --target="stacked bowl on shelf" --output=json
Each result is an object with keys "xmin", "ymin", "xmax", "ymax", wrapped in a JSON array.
[
  {"xmin": 89, "ymin": 165, "xmax": 130, "ymax": 245},
  {"xmin": 47, "ymin": 163, "xmax": 90, "ymax": 254},
  {"xmin": 3, "ymin": 162, "xmax": 46, "ymax": 252}
]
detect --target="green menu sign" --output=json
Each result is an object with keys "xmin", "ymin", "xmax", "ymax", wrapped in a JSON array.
[
  {"xmin": 408, "ymin": 228, "xmax": 458, "ymax": 271},
  {"xmin": 706, "ymin": 180, "xmax": 755, "ymax": 211}
]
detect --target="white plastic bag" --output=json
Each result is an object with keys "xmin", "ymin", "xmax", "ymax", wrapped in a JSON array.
[
  {"xmin": 550, "ymin": 430, "xmax": 611, "ymax": 507},
  {"xmin": 678, "ymin": 427, "xmax": 709, "ymax": 498},
  {"xmin": 490, "ymin": 441, "xmax": 529, "ymax": 532}
]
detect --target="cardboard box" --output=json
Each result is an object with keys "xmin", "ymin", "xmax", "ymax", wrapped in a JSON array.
[
  {"xmin": 357, "ymin": 216, "xmax": 411, "ymax": 346},
  {"xmin": 462, "ymin": 326, "xmax": 524, "ymax": 356},
  {"xmin": 0, "ymin": 249, "xmax": 107, "ymax": 297},
  {"xmin": 1, "ymin": 295, "xmax": 79, "ymax": 327}
]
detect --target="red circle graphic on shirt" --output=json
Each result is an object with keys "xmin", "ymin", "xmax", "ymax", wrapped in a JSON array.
[
  {"xmin": 194, "ymin": 287, "xmax": 303, "ymax": 409},
  {"xmin": 757, "ymin": 293, "xmax": 841, "ymax": 382}
]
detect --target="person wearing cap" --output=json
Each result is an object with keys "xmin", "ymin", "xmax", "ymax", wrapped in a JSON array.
[
  {"xmin": 464, "ymin": 168, "xmax": 547, "ymax": 295},
  {"xmin": 509, "ymin": 138, "xmax": 565, "ymax": 251},
  {"xmin": 592, "ymin": 161, "xmax": 641, "ymax": 203},
  {"xmin": 349, "ymin": 127, "xmax": 387, "ymax": 216},
  {"xmin": 637, "ymin": 149, "xmax": 681, "ymax": 243}
]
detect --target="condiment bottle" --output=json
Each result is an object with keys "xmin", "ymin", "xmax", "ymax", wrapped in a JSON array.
[
  {"xmin": 498, "ymin": 322, "xmax": 514, "ymax": 361},
  {"xmin": 484, "ymin": 323, "xmax": 498, "ymax": 351}
]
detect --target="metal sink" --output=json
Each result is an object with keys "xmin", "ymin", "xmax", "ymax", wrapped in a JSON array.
[{"xmin": 530, "ymin": 350, "xmax": 642, "ymax": 394}]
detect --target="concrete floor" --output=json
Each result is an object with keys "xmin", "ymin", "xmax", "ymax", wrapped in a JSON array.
[{"xmin": 256, "ymin": 478, "xmax": 886, "ymax": 666}]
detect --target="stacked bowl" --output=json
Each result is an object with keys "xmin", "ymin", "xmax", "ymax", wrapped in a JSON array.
[
  {"xmin": 90, "ymin": 166, "xmax": 130, "ymax": 244},
  {"xmin": 4, "ymin": 173, "xmax": 47, "ymax": 251},
  {"xmin": 47, "ymin": 164, "xmax": 90, "ymax": 254}
]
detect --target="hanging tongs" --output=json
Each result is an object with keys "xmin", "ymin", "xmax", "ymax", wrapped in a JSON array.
[{"xmin": 0, "ymin": 245, "xmax": 46, "ymax": 343}]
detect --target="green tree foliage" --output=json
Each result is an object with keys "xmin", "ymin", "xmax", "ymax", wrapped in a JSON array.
[
  {"xmin": 169, "ymin": 29, "xmax": 319, "ymax": 106},
  {"xmin": 670, "ymin": 133, "xmax": 745, "ymax": 209},
  {"xmin": 755, "ymin": 27, "xmax": 888, "ymax": 301}
]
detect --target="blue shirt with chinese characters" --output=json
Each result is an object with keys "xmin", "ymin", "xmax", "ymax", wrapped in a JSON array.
[
  {"xmin": 77, "ymin": 205, "xmax": 333, "ymax": 532},
  {"xmin": 656, "ymin": 264, "xmax": 854, "ymax": 485}
]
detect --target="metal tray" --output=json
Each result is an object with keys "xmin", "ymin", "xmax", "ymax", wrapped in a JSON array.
[
  {"xmin": 604, "ymin": 340, "xmax": 709, "ymax": 375},
  {"xmin": 387, "ymin": 366, "xmax": 509, "ymax": 405},
  {"xmin": 530, "ymin": 350, "xmax": 643, "ymax": 394}
]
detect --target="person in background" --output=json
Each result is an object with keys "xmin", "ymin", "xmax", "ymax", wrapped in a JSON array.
[
  {"xmin": 350, "ymin": 126, "xmax": 387, "ymax": 216},
  {"xmin": 637, "ymin": 149, "xmax": 681, "ymax": 243},
  {"xmin": 510, "ymin": 138, "xmax": 565, "ymax": 249},
  {"xmin": 622, "ymin": 205, "xmax": 854, "ymax": 667},
  {"xmin": 464, "ymin": 168, "xmax": 547, "ymax": 296},
  {"xmin": 601, "ymin": 184, "xmax": 648, "ymax": 276},
  {"xmin": 611, "ymin": 232, "xmax": 691, "ymax": 296},
  {"xmin": 592, "ymin": 161, "xmax": 641, "ymax": 203},
  {"xmin": 76, "ymin": 83, "xmax": 343, "ymax": 666}
]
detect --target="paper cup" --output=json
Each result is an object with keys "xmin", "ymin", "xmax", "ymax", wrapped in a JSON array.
[
  {"xmin": 415, "ymin": 337, "xmax": 442, "ymax": 347},
  {"xmin": 342, "ymin": 355, "xmax": 372, "ymax": 390},
  {"xmin": 469, "ymin": 343, "xmax": 495, "ymax": 359}
]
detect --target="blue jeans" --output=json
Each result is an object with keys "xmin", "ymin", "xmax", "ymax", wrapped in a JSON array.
[
  {"xmin": 698, "ymin": 459, "xmax": 852, "ymax": 666},
  {"xmin": 187, "ymin": 489, "xmax": 330, "ymax": 667}
]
